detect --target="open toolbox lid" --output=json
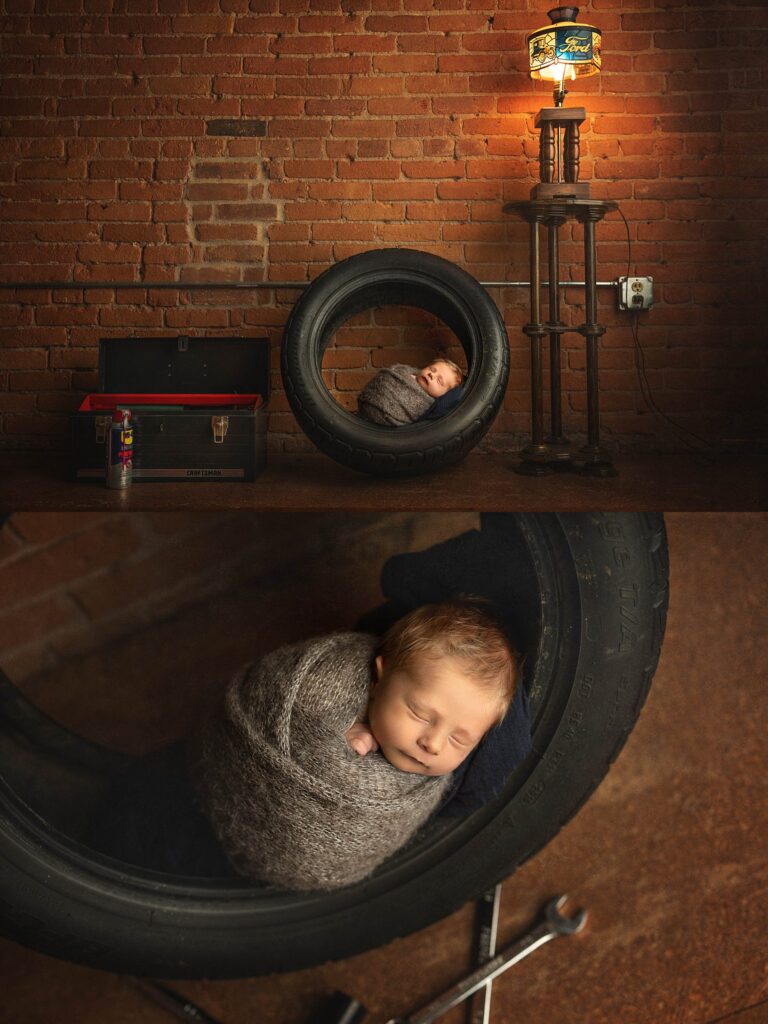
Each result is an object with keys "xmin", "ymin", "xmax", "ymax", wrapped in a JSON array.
[{"xmin": 98, "ymin": 336, "xmax": 270, "ymax": 396}]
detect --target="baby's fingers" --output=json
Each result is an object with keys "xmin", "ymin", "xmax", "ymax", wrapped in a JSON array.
[{"xmin": 354, "ymin": 736, "xmax": 379, "ymax": 756}]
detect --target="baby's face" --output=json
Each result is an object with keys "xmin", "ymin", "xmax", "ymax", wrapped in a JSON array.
[
  {"xmin": 368, "ymin": 653, "xmax": 500, "ymax": 776},
  {"xmin": 416, "ymin": 361, "xmax": 461, "ymax": 399}
]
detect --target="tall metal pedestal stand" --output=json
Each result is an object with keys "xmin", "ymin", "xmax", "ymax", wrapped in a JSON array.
[{"xmin": 504, "ymin": 197, "xmax": 618, "ymax": 477}]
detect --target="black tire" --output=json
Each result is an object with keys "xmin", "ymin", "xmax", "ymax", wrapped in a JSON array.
[
  {"xmin": 0, "ymin": 513, "xmax": 668, "ymax": 978},
  {"xmin": 280, "ymin": 248, "xmax": 510, "ymax": 477}
]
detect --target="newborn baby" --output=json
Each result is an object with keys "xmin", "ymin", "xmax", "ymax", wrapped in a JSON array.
[
  {"xmin": 357, "ymin": 359, "xmax": 464, "ymax": 426},
  {"xmin": 192, "ymin": 599, "xmax": 519, "ymax": 891},
  {"xmin": 346, "ymin": 600, "xmax": 517, "ymax": 778}
]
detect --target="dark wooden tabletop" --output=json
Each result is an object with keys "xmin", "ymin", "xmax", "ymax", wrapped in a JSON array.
[{"xmin": 1, "ymin": 451, "xmax": 765, "ymax": 513}]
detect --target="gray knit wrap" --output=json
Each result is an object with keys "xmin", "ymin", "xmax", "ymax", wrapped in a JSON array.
[
  {"xmin": 193, "ymin": 632, "xmax": 451, "ymax": 891},
  {"xmin": 357, "ymin": 364, "xmax": 434, "ymax": 426}
]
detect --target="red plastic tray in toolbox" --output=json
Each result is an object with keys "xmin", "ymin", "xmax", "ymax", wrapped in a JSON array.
[{"xmin": 78, "ymin": 393, "xmax": 262, "ymax": 412}]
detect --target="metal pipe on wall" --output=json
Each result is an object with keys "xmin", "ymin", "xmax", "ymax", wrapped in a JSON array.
[{"xmin": 0, "ymin": 280, "xmax": 619, "ymax": 291}]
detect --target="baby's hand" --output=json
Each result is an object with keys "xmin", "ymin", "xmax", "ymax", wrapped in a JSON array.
[{"xmin": 345, "ymin": 722, "xmax": 379, "ymax": 757}]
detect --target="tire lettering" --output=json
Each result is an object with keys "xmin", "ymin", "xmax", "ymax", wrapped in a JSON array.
[
  {"xmin": 563, "ymin": 710, "xmax": 583, "ymax": 742},
  {"xmin": 613, "ymin": 545, "xmax": 631, "ymax": 568},
  {"xmin": 619, "ymin": 582, "xmax": 640, "ymax": 651},
  {"xmin": 578, "ymin": 674, "xmax": 593, "ymax": 698},
  {"xmin": 605, "ymin": 675, "xmax": 630, "ymax": 732},
  {"xmin": 599, "ymin": 520, "xmax": 625, "ymax": 540},
  {"xmin": 574, "ymin": 551, "xmax": 595, "ymax": 580},
  {"xmin": 523, "ymin": 780, "xmax": 546, "ymax": 806}
]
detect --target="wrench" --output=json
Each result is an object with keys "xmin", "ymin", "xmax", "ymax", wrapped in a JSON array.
[
  {"xmin": 385, "ymin": 894, "xmax": 587, "ymax": 1024},
  {"xmin": 130, "ymin": 979, "xmax": 226, "ymax": 1024},
  {"xmin": 466, "ymin": 883, "xmax": 502, "ymax": 1024}
]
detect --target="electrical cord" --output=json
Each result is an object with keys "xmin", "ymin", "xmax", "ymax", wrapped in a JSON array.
[
  {"xmin": 615, "ymin": 207, "xmax": 718, "ymax": 461},
  {"xmin": 629, "ymin": 309, "xmax": 716, "ymax": 461}
]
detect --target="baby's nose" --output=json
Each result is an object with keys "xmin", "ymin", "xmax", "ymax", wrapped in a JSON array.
[{"xmin": 419, "ymin": 734, "xmax": 441, "ymax": 755}]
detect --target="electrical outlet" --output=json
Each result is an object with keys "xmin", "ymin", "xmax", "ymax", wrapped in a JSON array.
[{"xmin": 618, "ymin": 276, "xmax": 654, "ymax": 311}]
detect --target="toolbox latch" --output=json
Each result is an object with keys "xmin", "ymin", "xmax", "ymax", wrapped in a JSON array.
[
  {"xmin": 95, "ymin": 415, "xmax": 110, "ymax": 444},
  {"xmin": 211, "ymin": 415, "xmax": 229, "ymax": 444}
]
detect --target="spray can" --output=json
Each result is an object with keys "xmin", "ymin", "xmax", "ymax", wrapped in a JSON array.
[{"xmin": 105, "ymin": 407, "xmax": 133, "ymax": 488}]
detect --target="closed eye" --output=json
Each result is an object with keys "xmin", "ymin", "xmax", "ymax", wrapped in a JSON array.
[{"xmin": 407, "ymin": 705, "xmax": 431, "ymax": 724}]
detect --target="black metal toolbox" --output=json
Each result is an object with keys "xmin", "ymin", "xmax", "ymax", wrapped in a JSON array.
[{"xmin": 73, "ymin": 336, "xmax": 270, "ymax": 482}]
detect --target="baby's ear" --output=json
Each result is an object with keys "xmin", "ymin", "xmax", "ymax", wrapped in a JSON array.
[{"xmin": 373, "ymin": 655, "xmax": 385, "ymax": 687}]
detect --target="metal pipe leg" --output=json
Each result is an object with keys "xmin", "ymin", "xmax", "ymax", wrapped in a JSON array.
[
  {"xmin": 584, "ymin": 217, "xmax": 599, "ymax": 449},
  {"xmin": 579, "ymin": 215, "xmax": 616, "ymax": 476},
  {"xmin": 517, "ymin": 216, "xmax": 552, "ymax": 475},
  {"xmin": 546, "ymin": 217, "xmax": 569, "ymax": 456},
  {"xmin": 530, "ymin": 217, "xmax": 544, "ymax": 448}
]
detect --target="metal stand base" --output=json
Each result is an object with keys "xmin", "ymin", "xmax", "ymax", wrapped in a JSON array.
[
  {"xmin": 504, "ymin": 197, "xmax": 619, "ymax": 479},
  {"xmin": 576, "ymin": 443, "xmax": 618, "ymax": 476},
  {"xmin": 515, "ymin": 441, "xmax": 556, "ymax": 475},
  {"xmin": 515, "ymin": 454, "xmax": 617, "ymax": 477}
]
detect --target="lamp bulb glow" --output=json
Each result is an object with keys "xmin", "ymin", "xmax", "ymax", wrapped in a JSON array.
[{"xmin": 539, "ymin": 61, "xmax": 577, "ymax": 84}]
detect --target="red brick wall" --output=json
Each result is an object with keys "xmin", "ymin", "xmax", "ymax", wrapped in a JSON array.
[
  {"xmin": 0, "ymin": 509, "xmax": 476, "ymax": 679},
  {"xmin": 0, "ymin": 511, "xmax": 269, "ymax": 683},
  {"xmin": 0, "ymin": 511, "xmax": 476, "ymax": 749},
  {"xmin": 0, "ymin": 2, "xmax": 765, "ymax": 454}
]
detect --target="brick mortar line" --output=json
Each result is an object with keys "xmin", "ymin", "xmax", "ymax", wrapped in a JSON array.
[
  {"xmin": 0, "ymin": 512, "xmax": 236, "ymax": 610},
  {"xmin": 0, "ymin": 510, "xmax": 393, "ymax": 625},
  {"xmin": 0, "ymin": 526, "xmax": 265, "ymax": 670},
  {"xmin": 0, "ymin": 514, "xmax": 116, "ymax": 566},
  {"xmin": 6, "ymin": 512, "xmax": 422, "ymax": 675}
]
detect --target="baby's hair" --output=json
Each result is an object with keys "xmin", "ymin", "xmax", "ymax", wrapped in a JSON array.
[
  {"xmin": 434, "ymin": 357, "xmax": 465, "ymax": 386},
  {"xmin": 375, "ymin": 598, "xmax": 520, "ymax": 723}
]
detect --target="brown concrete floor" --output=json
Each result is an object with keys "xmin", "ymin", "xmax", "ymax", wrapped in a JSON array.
[
  {"xmin": 0, "ymin": 512, "xmax": 767, "ymax": 1024},
  {"xmin": 1, "ymin": 451, "xmax": 766, "ymax": 512}
]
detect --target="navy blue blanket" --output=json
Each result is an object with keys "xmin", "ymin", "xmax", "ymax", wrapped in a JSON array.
[
  {"xmin": 417, "ymin": 384, "xmax": 463, "ymax": 421},
  {"xmin": 359, "ymin": 518, "xmax": 532, "ymax": 816}
]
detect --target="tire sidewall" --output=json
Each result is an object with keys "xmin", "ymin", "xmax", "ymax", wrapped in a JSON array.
[
  {"xmin": 280, "ymin": 249, "xmax": 510, "ymax": 475},
  {"xmin": 0, "ymin": 513, "xmax": 668, "ymax": 977}
]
